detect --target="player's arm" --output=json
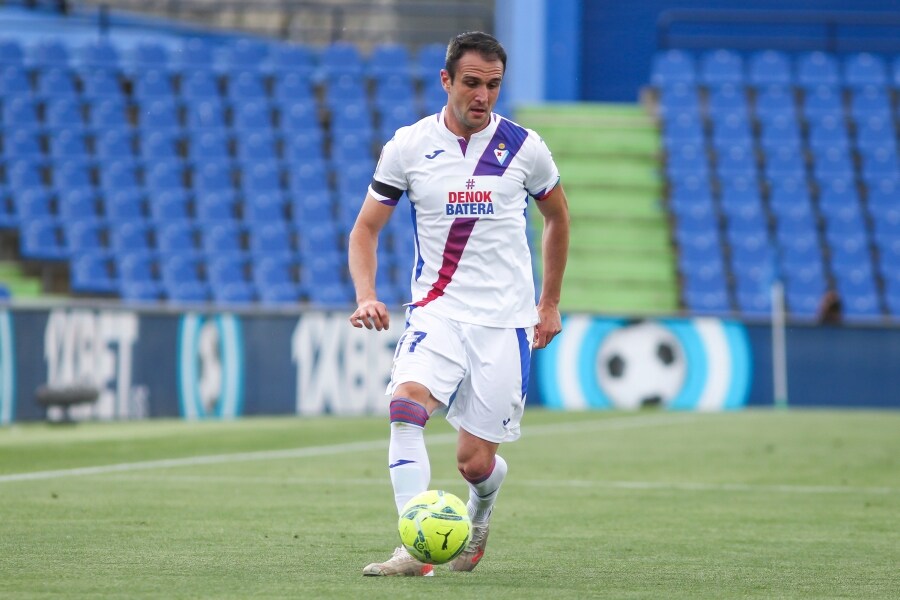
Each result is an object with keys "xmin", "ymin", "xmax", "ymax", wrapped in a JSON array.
[
  {"xmin": 533, "ymin": 183, "xmax": 570, "ymax": 349},
  {"xmin": 348, "ymin": 193, "xmax": 394, "ymax": 331}
]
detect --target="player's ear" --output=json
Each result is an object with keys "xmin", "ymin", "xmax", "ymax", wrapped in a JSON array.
[{"xmin": 440, "ymin": 69, "xmax": 451, "ymax": 91}]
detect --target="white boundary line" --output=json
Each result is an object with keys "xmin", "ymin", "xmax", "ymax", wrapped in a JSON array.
[{"xmin": 0, "ymin": 413, "xmax": 696, "ymax": 484}]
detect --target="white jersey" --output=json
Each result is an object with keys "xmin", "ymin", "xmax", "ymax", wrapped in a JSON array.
[{"xmin": 369, "ymin": 108, "xmax": 560, "ymax": 328}]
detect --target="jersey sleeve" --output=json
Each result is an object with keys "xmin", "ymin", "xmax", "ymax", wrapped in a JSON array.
[
  {"xmin": 524, "ymin": 133, "xmax": 560, "ymax": 201},
  {"xmin": 368, "ymin": 135, "xmax": 408, "ymax": 207}
]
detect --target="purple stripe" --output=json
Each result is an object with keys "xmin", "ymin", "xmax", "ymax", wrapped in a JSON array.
[
  {"xmin": 413, "ymin": 217, "xmax": 477, "ymax": 307},
  {"xmin": 390, "ymin": 397, "xmax": 429, "ymax": 427},
  {"xmin": 516, "ymin": 328, "xmax": 531, "ymax": 399},
  {"xmin": 473, "ymin": 118, "xmax": 528, "ymax": 177},
  {"xmin": 464, "ymin": 457, "xmax": 496, "ymax": 485},
  {"xmin": 378, "ymin": 198, "xmax": 399, "ymax": 206}
]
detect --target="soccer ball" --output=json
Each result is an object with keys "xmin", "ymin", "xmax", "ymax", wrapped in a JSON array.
[
  {"xmin": 596, "ymin": 320, "xmax": 687, "ymax": 410},
  {"xmin": 398, "ymin": 490, "xmax": 471, "ymax": 564}
]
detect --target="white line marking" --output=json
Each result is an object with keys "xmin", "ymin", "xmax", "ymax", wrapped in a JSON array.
[{"xmin": 0, "ymin": 413, "xmax": 696, "ymax": 484}]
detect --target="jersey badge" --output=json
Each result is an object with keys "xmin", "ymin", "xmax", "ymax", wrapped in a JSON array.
[{"xmin": 493, "ymin": 142, "xmax": 509, "ymax": 165}]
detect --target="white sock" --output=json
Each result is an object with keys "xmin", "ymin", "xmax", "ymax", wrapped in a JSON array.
[
  {"xmin": 464, "ymin": 454, "xmax": 507, "ymax": 523},
  {"xmin": 388, "ymin": 421, "xmax": 431, "ymax": 514}
]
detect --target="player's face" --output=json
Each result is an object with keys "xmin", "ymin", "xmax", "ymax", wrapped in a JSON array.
[{"xmin": 441, "ymin": 51, "xmax": 504, "ymax": 138}]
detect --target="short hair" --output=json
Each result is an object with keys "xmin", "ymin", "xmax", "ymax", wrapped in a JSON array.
[{"xmin": 445, "ymin": 31, "xmax": 507, "ymax": 79}]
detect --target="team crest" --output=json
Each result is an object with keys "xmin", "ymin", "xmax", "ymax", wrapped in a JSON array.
[{"xmin": 493, "ymin": 142, "xmax": 509, "ymax": 165}]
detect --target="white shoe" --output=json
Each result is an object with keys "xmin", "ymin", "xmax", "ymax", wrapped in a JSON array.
[
  {"xmin": 448, "ymin": 520, "xmax": 490, "ymax": 572},
  {"xmin": 362, "ymin": 547, "xmax": 435, "ymax": 577}
]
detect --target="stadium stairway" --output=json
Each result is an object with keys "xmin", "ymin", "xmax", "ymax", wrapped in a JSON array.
[{"xmin": 517, "ymin": 104, "xmax": 678, "ymax": 314}]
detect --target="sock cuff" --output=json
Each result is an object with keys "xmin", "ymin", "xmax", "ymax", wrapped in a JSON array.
[
  {"xmin": 464, "ymin": 457, "xmax": 496, "ymax": 485},
  {"xmin": 389, "ymin": 397, "xmax": 429, "ymax": 427}
]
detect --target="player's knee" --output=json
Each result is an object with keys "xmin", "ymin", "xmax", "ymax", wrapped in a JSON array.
[
  {"xmin": 457, "ymin": 455, "xmax": 494, "ymax": 483},
  {"xmin": 389, "ymin": 397, "xmax": 429, "ymax": 427}
]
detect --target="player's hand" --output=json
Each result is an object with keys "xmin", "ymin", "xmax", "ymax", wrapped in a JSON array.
[
  {"xmin": 349, "ymin": 299, "xmax": 390, "ymax": 331},
  {"xmin": 533, "ymin": 302, "xmax": 562, "ymax": 350}
]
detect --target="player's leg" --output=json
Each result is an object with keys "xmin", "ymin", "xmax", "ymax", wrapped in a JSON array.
[
  {"xmin": 364, "ymin": 311, "xmax": 466, "ymax": 577},
  {"xmin": 446, "ymin": 324, "xmax": 532, "ymax": 572}
]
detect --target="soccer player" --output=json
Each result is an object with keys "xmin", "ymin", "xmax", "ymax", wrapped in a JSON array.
[{"xmin": 349, "ymin": 31, "xmax": 569, "ymax": 576}]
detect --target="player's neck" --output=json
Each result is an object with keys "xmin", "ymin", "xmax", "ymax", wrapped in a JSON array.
[{"xmin": 442, "ymin": 109, "xmax": 491, "ymax": 142}]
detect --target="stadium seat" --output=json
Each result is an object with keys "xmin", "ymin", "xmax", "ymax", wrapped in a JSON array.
[
  {"xmin": 126, "ymin": 43, "xmax": 170, "ymax": 70},
  {"xmin": 278, "ymin": 98, "xmax": 319, "ymax": 132},
  {"xmin": 195, "ymin": 190, "xmax": 238, "ymax": 223},
  {"xmin": 15, "ymin": 188, "xmax": 54, "ymax": 220},
  {"xmin": 842, "ymin": 52, "xmax": 887, "ymax": 88},
  {"xmin": 20, "ymin": 217, "xmax": 67, "ymax": 260},
  {"xmin": 88, "ymin": 97, "xmax": 131, "ymax": 128},
  {"xmin": 66, "ymin": 218, "xmax": 107, "ymax": 253},
  {"xmin": 133, "ymin": 69, "xmax": 176, "ymax": 98},
  {"xmin": 145, "ymin": 159, "xmax": 186, "ymax": 191},
  {"xmin": 656, "ymin": 82, "xmax": 700, "ymax": 116},
  {"xmin": 747, "ymin": 50, "xmax": 792, "ymax": 86},
  {"xmin": 150, "ymin": 189, "xmax": 192, "ymax": 222},
  {"xmin": 201, "ymin": 221, "xmax": 245, "ymax": 255},
  {"xmin": 266, "ymin": 44, "xmax": 317, "ymax": 77},
  {"xmin": 699, "ymin": 49, "xmax": 743, "ymax": 85},
  {"xmin": 0, "ymin": 40, "xmax": 25, "ymax": 66},
  {"xmin": 94, "ymin": 127, "xmax": 135, "ymax": 159},
  {"xmin": 139, "ymin": 130, "xmax": 182, "ymax": 160},
  {"xmin": 368, "ymin": 43, "xmax": 412, "ymax": 78},
  {"xmin": 44, "ymin": 98, "xmax": 85, "ymax": 129},
  {"xmin": 682, "ymin": 286, "xmax": 731, "ymax": 315},
  {"xmin": 650, "ymin": 49, "xmax": 696, "ymax": 86},
  {"xmin": 173, "ymin": 38, "xmax": 215, "ymax": 70},
  {"xmin": 57, "ymin": 188, "xmax": 99, "ymax": 222},
  {"xmin": 710, "ymin": 112, "xmax": 752, "ymax": 146},
  {"xmin": 217, "ymin": 39, "xmax": 270, "ymax": 71},
  {"xmin": 104, "ymin": 189, "xmax": 146, "ymax": 222},
  {"xmin": 319, "ymin": 41, "xmax": 365, "ymax": 78},
  {"xmin": 7, "ymin": 160, "xmax": 46, "ymax": 189},
  {"xmin": 26, "ymin": 40, "xmax": 70, "ymax": 68},
  {"xmin": 796, "ymin": 52, "xmax": 840, "ymax": 87},
  {"xmin": 0, "ymin": 65, "xmax": 30, "ymax": 94},
  {"xmin": 859, "ymin": 145, "xmax": 900, "ymax": 180},
  {"xmin": 180, "ymin": 70, "xmax": 220, "ymax": 99},
  {"xmin": 70, "ymin": 250, "xmax": 118, "ymax": 294},
  {"xmin": 74, "ymin": 41, "xmax": 120, "ymax": 69},
  {"xmin": 35, "ymin": 67, "xmax": 78, "ymax": 98},
  {"xmin": 183, "ymin": 99, "xmax": 227, "ymax": 130},
  {"xmin": 662, "ymin": 111, "xmax": 705, "ymax": 145},
  {"xmin": 247, "ymin": 220, "xmax": 292, "ymax": 255},
  {"xmin": 225, "ymin": 71, "xmax": 268, "ymax": 100},
  {"xmin": 80, "ymin": 69, "xmax": 122, "ymax": 99},
  {"xmin": 282, "ymin": 128, "xmax": 325, "ymax": 163},
  {"xmin": 752, "ymin": 85, "xmax": 797, "ymax": 121},
  {"xmin": 271, "ymin": 71, "xmax": 315, "ymax": 105},
  {"xmin": 110, "ymin": 221, "xmax": 154, "ymax": 254},
  {"xmin": 243, "ymin": 192, "xmax": 286, "ymax": 223},
  {"xmin": 253, "ymin": 254, "xmax": 303, "ymax": 304},
  {"xmin": 100, "ymin": 160, "xmax": 140, "ymax": 190},
  {"xmin": 207, "ymin": 255, "xmax": 256, "ymax": 304},
  {"xmin": 156, "ymin": 220, "xmax": 201, "ymax": 255},
  {"xmin": 3, "ymin": 128, "xmax": 43, "ymax": 159},
  {"xmin": 848, "ymin": 86, "xmax": 891, "ymax": 122},
  {"xmin": 161, "ymin": 254, "xmax": 210, "ymax": 303},
  {"xmin": 802, "ymin": 85, "xmax": 843, "ymax": 118},
  {"xmin": 48, "ymin": 128, "xmax": 89, "ymax": 159},
  {"xmin": 232, "ymin": 100, "xmax": 274, "ymax": 131},
  {"xmin": 193, "ymin": 160, "xmax": 234, "ymax": 193},
  {"xmin": 187, "ymin": 129, "xmax": 231, "ymax": 161},
  {"xmin": 728, "ymin": 230, "xmax": 773, "ymax": 264},
  {"xmin": 138, "ymin": 98, "xmax": 180, "ymax": 129}
]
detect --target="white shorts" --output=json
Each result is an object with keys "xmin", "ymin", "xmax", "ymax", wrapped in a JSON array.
[{"xmin": 387, "ymin": 307, "xmax": 534, "ymax": 443}]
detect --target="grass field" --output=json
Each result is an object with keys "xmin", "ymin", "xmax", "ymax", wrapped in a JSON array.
[{"xmin": 1, "ymin": 409, "xmax": 898, "ymax": 599}]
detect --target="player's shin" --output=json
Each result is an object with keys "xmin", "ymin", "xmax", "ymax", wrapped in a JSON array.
[
  {"xmin": 388, "ymin": 398, "xmax": 431, "ymax": 514},
  {"xmin": 462, "ymin": 454, "xmax": 507, "ymax": 523}
]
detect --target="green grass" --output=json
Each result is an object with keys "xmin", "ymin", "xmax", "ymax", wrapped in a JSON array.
[{"xmin": 1, "ymin": 410, "xmax": 898, "ymax": 599}]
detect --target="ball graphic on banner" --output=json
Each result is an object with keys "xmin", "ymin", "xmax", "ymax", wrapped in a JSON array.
[{"xmin": 596, "ymin": 321, "xmax": 686, "ymax": 410}]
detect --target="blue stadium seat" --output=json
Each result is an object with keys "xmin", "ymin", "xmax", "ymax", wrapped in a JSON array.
[
  {"xmin": 319, "ymin": 41, "xmax": 365, "ymax": 78},
  {"xmin": 368, "ymin": 43, "xmax": 412, "ymax": 78},
  {"xmin": 7, "ymin": 159, "xmax": 45, "ymax": 188},
  {"xmin": 243, "ymin": 192, "xmax": 285, "ymax": 223},
  {"xmin": 195, "ymin": 190, "xmax": 238, "ymax": 222},
  {"xmin": 149, "ymin": 189, "xmax": 192, "ymax": 222},
  {"xmin": 173, "ymin": 38, "xmax": 216, "ymax": 71},
  {"xmin": 656, "ymin": 82, "xmax": 700, "ymax": 117},
  {"xmin": 373, "ymin": 72, "xmax": 416, "ymax": 106},
  {"xmin": 747, "ymin": 50, "xmax": 792, "ymax": 86},
  {"xmin": 225, "ymin": 70, "xmax": 268, "ymax": 100},
  {"xmin": 763, "ymin": 144, "xmax": 806, "ymax": 180},
  {"xmin": 126, "ymin": 43, "xmax": 170, "ymax": 70},
  {"xmin": 796, "ymin": 52, "xmax": 840, "ymax": 87},
  {"xmin": 377, "ymin": 102, "xmax": 419, "ymax": 143},
  {"xmin": 802, "ymin": 85, "xmax": 843, "ymax": 118},
  {"xmin": 202, "ymin": 221, "xmax": 245, "ymax": 256},
  {"xmin": 707, "ymin": 83, "xmax": 748, "ymax": 118},
  {"xmin": 15, "ymin": 188, "xmax": 54, "ymax": 220},
  {"xmin": 247, "ymin": 220, "xmax": 292, "ymax": 254},
  {"xmin": 66, "ymin": 218, "xmax": 107, "ymax": 253},
  {"xmin": 138, "ymin": 98, "xmax": 180, "ymax": 129},
  {"xmin": 26, "ymin": 40, "xmax": 70, "ymax": 68},
  {"xmin": 848, "ymin": 86, "xmax": 891, "ymax": 122},
  {"xmin": 728, "ymin": 229, "xmax": 773, "ymax": 263},
  {"xmin": 99, "ymin": 159, "xmax": 140, "ymax": 190},
  {"xmin": 253, "ymin": 254, "xmax": 303, "ymax": 304},
  {"xmin": 133, "ymin": 69, "xmax": 176, "ymax": 98},
  {"xmin": 266, "ymin": 44, "xmax": 317, "ymax": 78},
  {"xmin": 650, "ymin": 50, "xmax": 696, "ymax": 86},
  {"xmin": 182, "ymin": 136, "xmax": 228, "ymax": 172},
  {"xmin": 88, "ymin": 97, "xmax": 130, "ymax": 128},
  {"xmin": 710, "ymin": 112, "xmax": 752, "ymax": 146},
  {"xmin": 193, "ymin": 160, "xmax": 234, "ymax": 193},
  {"xmin": 675, "ymin": 228, "xmax": 722, "ymax": 264},
  {"xmin": 161, "ymin": 254, "xmax": 210, "ymax": 303},
  {"xmin": 138, "ymin": 129, "xmax": 182, "ymax": 160},
  {"xmin": 145, "ymin": 160, "xmax": 186, "ymax": 191},
  {"xmin": 812, "ymin": 146, "xmax": 854, "ymax": 181},
  {"xmin": 0, "ymin": 187, "xmax": 16, "ymax": 229},
  {"xmin": 753, "ymin": 85, "xmax": 797, "ymax": 121},
  {"xmin": 325, "ymin": 73, "xmax": 368, "ymax": 110},
  {"xmin": 110, "ymin": 222, "xmax": 154, "ymax": 256},
  {"xmin": 57, "ymin": 188, "xmax": 98, "ymax": 222},
  {"xmin": 35, "ymin": 67, "xmax": 78, "ymax": 98},
  {"xmin": 859, "ymin": 145, "xmax": 899, "ymax": 181},
  {"xmin": 420, "ymin": 83, "xmax": 447, "ymax": 116},
  {"xmin": 241, "ymin": 160, "xmax": 281, "ymax": 193},
  {"xmin": 44, "ymin": 97, "xmax": 85, "ymax": 129},
  {"xmin": 777, "ymin": 230, "xmax": 822, "ymax": 265},
  {"xmin": 207, "ymin": 254, "xmax": 256, "ymax": 304},
  {"xmin": 856, "ymin": 116, "xmax": 897, "ymax": 152},
  {"xmin": 70, "ymin": 249, "xmax": 118, "ymax": 294},
  {"xmin": 807, "ymin": 114, "xmax": 849, "ymax": 149},
  {"xmin": 0, "ymin": 65, "xmax": 30, "ymax": 94},
  {"xmin": 93, "ymin": 127, "xmax": 134, "ymax": 159},
  {"xmin": 3, "ymin": 128, "xmax": 43, "ymax": 159},
  {"xmin": 699, "ymin": 49, "xmax": 743, "ymax": 86},
  {"xmin": 271, "ymin": 71, "xmax": 314, "ymax": 104},
  {"xmin": 869, "ymin": 203, "xmax": 900, "ymax": 239},
  {"xmin": 282, "ymin": 128, "xmax": 324, "ymax": 163},
  {"xmin": 104, "ymin": 188, "xmax": 146, "ymax": 222},
  {"xmin": 842, "ymin": 52, "xmax": 887, "ymax": 88},
  {"xmin": 232, "ymin": 100, "xmax": 274, "ymax": 131},
  {"xmin": 74, "ymin": 41, "xmax": 120, "ymax": 69},
  {"xmin": 682, "ymin": 286, "xmax": 732, "ymax": 315},
  {"xmin": 156, "ymin": 220, "xmax": 200, "ymax": 255},
  {"xmin": 20, "ymin": 217, "xmax": 67, "ymax": 260},
  {"xmin": 81, "ymin": 69, "xmax": 122, "ymax": 99},
  {"xmin": 715, "ymin": 143, "xmax": 757, "ymax": 178},
  {"xmin": 0, "ymin": 40, "xmax": 25, "ymax": 66},
  {"xmin": 277, "ymin": 98, "xmax": 319, "ymax": 132},
  {"xmin": 758, "ymin": 112, "xmax": 801, "ymax": 147},
  {"xmin": 180, "ymin": 69, "xmax": 220, "ymax": 99},
  {"xmin": 182, "ymin": 98, "xmax": 225, "ymax": 130},
  {"xmin": 217, "ymin": 39, "xmax": 270, "ymax": 71}
]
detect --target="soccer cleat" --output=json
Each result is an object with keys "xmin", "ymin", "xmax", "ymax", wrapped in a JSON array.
[
  {"xmin": 362, "ymin": 547, "xmax": 435, "ymax": 577},
  {"xmin": 448, "ymin": 520, "xmax": 490, "ymax": 572}
]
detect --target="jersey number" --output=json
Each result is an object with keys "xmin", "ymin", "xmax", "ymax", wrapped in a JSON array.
[{"xmin": 395, "ymin": 331, "xmax": 427, "ymax": 357}]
